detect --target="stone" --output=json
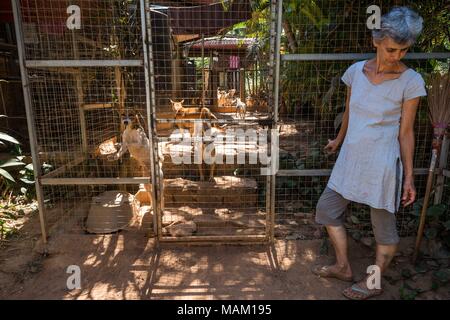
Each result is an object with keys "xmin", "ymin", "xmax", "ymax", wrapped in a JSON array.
[
  {"xmin": 166, "ymin": 221, "xmax": 197, "ymax": 237},
  {"xmin": 361, "ymin": 237, "xmax": 375, "ymax": 248},
  {"xmin": 426, "ymin": 260, "xmax": 439, "ymax": 269}
]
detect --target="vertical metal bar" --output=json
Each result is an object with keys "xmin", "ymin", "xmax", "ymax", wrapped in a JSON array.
[
  {"xmin": 71, "ymin": 32, "xmax": 87, "ymax": 153},
  {"xmin": 270, "ymin": 0, "xmax": 283, "ymax": 242},
  {"xmin": 201, "ymin": 33, "xmax": 205, "ymax": 107},
  {"xmin": 434, "ymin": 135, "xmax": 449, "ymax": 205},
  {"xmin": 140, "ymin": 0, "xmax": 160, "ymax": 239},
  {"xmin": 11, "ymin": 0, "xmax": 48, "ymax": 243},
  {"xmin": 264, "ymin": 0, "xmax": 279, "ymax": 242}
]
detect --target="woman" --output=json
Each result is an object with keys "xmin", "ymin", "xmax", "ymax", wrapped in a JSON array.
[{"xmin": 312, "ymin": 7, "xmax": 427, "ymax": 299}]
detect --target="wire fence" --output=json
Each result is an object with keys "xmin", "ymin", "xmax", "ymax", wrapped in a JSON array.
[{"xmin": 11, "ymin": 0, "xmax": 450, "ymax": 243}]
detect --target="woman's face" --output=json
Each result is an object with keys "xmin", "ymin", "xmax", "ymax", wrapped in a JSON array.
[{"xmin": 373, "ymin": 37, "xmax": 410, "ymax": 66}]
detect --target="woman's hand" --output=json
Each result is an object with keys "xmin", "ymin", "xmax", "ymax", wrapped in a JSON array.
[
  {"xmin": 324, "ymin": 139, "xmax": 341, "ymax": 154},
  {"xmin": 401, "ymin": 177, "xmax": 416, "ymax": 207}
]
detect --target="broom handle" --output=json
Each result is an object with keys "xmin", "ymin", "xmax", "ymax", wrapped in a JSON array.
[{"xmin": 412, "ymin": 148, "xmax": 438, "ymax": 263}]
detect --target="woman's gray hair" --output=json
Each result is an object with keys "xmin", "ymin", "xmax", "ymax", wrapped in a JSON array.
[{"xmin": 372, "ymin": 7, "xmax": 423, "ymax": 45}]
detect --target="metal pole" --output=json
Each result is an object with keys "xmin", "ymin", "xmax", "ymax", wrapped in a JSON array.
[
  {"xmin": 264, "ymin": 0, "xmax": 280, "ymax": 243},
  {"xmin": 282, "ymin": 52, "xmax": 450, "ymax": 61},
  {"xmin": 270, "ymin": 0, "xmax": 283, "ymax": 243},
  {"xmin": 141, "ymin": 0, "xmax": 161, "ymax": 239},
  {"xmin": 201, "ymin": 34, "xmax": 205, "ymax": 107},
  {"xmin": 11, "ymin": 0, "xmax": 47, "ymax": 243},
  {"xmin": 25, "ymin": 60, "xmax": 143, "ymax": 68}
]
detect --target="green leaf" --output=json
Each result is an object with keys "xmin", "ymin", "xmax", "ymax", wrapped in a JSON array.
[
  {"xmin": 443, "ymin": 220, "xmax": 450, "ymax": 231},
  {"xmin": 0, "ymin": 159, "xmax": 26, "ymax": 168},
  {"xmin": 0, "ymin": 132, "xmax": 20, "ymax": 145},
  {"xmin": 350, "ymin": 215, "xmax": 360, "ymax": 224},
  {"xmin": 424, "ymin": 227, "xmax": 438, "ymax": 240},
  {"xmin": 412, "ymin": 200, "xmax": 423, "ymax": 217},
  {"xmin": 19, "ymin": 177, "xmax": 35, "ymax": 184},
  {"xmin": 24, "ymin": 163, "xmax": 34, "ymax": 171},
  {"xmin": 0, "ymin": 168, "xmax": 15, "ymax": 182},
  {"xmin": 351, "ymin": 231, "xmax": 361, "ymax": 241},
  {"xmin": 433, "ymin": 269, "xmax": 450, "ymax": 284},
  {"xmin": 414, "ymin": 262, "xmax": 428, "ymax": 274},
  {"xmin": 427, "ymin": 204, "xmax": 447, "ymax": 217},
  {"xmin": 401, "ymin": 268, "xmax": 412, "ymax": 278}
]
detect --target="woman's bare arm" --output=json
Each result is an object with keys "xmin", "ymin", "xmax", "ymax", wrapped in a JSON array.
[
  {"xmin": 336, "ymin": 86, "xmax": 351, "ymax": 145},
  {"xmin": 324, "ymin": 86, "xmax": 351, "ymax": 154},
  {"xmin": 399, "ymin": 96, "xmax": 420, "ymax": 207}
]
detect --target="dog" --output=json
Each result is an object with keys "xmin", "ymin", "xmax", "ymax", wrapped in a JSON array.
[
  {"xmin": 170, "ymin": 99, "xmax": 222, "ymax": 135},
  {"xmin": 234, "ymin": 97, "xmax": 246, "ymax": 119},
  {"xmin": 108, "ymin": 112, "xmax": 164, "ymax": 210},
  {"xmin": 217, "ymin": 88, "xmax": 228, "ymax": 107},
  {"xmin": 108, "ymin": 113, "xmax": 151, "ymax": 169},
  {"xmin": 217, "ymin": 88, "xmax": 237, "ymax": 108},
  {"xmin": 194, "ymin": 119, "xmax": 226, "ymax": 181},
  {"xmin": 169, "ymin": 99, "xmax": 226, "ymax": 181}
]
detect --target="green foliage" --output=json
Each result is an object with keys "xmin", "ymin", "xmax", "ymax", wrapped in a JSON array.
[
  {"xmin": 411, "ymin": 195, "xmax": 450, "ymax": 248},
  {"xmin": 0, "ymin": 115, "xmax": 53, "ymax": 201}
]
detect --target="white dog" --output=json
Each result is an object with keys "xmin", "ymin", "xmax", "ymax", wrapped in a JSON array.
[
  {"xmin": 235, "ymin": 97, "xmax": 246, "ymax": 119},
  {"xmin": 108, "ymin": 113, "xmax": 164, "ymax": 209},
  {"xmin": 108, "ymin": 113, "xmax": 151, "ymax": 169}
]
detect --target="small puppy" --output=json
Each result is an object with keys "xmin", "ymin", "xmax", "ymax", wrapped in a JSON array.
[{"xmin": 235, "ymin": 97, "xmax": 246, "ymax": 119}]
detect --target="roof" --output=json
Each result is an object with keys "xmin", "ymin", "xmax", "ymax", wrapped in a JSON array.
[{"xmin": 186, "ymin": 37, "xmax": 255, "ymax": 51}]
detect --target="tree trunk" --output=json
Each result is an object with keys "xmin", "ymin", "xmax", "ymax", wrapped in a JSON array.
[{"xmin": 283, "ymin": 20, "xmax": 297, "ymax": 53}]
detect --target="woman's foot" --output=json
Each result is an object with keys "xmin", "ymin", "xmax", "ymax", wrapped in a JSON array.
[
  {"xmin": 312, "ymin": 264, "xmax": 353, "ymax": 282},
  {"xmin": 342, "ymin": 279, "xmax": 383, "ymax": 300}
]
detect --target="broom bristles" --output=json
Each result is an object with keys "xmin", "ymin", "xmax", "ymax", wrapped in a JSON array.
[{"xmin": 427, "ymin": 72, "xmax": 450, "ymax": 129}]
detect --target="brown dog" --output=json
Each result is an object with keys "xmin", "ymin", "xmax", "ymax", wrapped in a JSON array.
[
  {"xmin": 169, "ymin": 99, "xmax": 225, "ymax": 181},
  {"xmin": 170, "ymin": 99, "xmax": 221, "ymax": 135}
]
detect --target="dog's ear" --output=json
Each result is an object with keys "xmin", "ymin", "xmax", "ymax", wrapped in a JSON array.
[
  {"xmin": 169, "ymin": 99, "xmax": 174, "ymax": 104},
  {"xmin": 180, "ymin": 99, "xmax": 184, "ymax": 104}
]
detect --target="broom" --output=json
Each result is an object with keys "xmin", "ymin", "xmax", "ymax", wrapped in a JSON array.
[{"xmin": 413, "ymin": 71, "xmax": 450, "ymax": 263}]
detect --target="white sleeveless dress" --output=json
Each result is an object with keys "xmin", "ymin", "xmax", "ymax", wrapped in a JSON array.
[{"xmin": 327, "ymin": 60, "xmax": 427, "ymax": 214}]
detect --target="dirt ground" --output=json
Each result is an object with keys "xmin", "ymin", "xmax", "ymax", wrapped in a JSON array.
[{"xmin": 1, "ymin": 215, "xmax": 449, "ymax": 300}]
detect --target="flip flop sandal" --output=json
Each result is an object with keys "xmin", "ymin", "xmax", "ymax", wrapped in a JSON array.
[
  {"xmin": 311, "ymin": 265, "xmax": 354, "ymax": 282},
  {"xmin": 342, "ymin": 283, "xmax": 383, "ymax": 300}
]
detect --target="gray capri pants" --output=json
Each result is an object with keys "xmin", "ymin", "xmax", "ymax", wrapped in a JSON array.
[{"xmin": 315, "ymin": 187, "xmax": 399, "ymax": 245}]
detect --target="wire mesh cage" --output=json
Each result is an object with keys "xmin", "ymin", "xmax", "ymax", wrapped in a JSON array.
[
  {"xmin": 275, "ymin": 0, "xmax": 450, "ymax": 240},
  {"xmin": 148, "ymin": 0, "xmax": 276, "ymax": 242},
  {"xmin": 12, "ymin": 0, "xmax": 450, "ymax": 245},
  {"xmin": 13, "ymin": 0, "xmax": 278, "ymax": 244}
]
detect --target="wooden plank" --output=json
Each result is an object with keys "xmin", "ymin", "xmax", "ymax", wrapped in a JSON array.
[
  {"xmin": 82, "ymin": 103, "xmax": 113, "ymax": 111},
  {"xmin": 40, "ymin": 155, "xmax": 85, "ymax": 179},
  {"xmin": 41, "ymin": 177, "xmax": 151, "ymax": 185}
]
